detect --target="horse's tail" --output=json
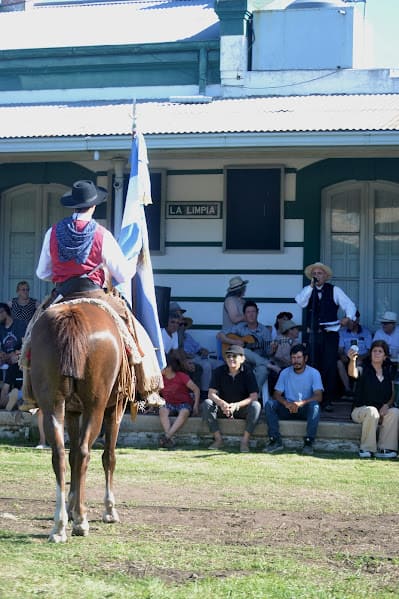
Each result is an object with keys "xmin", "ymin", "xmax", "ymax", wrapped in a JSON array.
[{"xmin": 50, "ymin": 306, "xmax": 90, "ymax": 379}]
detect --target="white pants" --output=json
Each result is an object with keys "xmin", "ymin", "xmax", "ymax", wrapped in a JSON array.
[{"xmin": 351, "ymin": 405, "xmax": 399, "ymax": 453}]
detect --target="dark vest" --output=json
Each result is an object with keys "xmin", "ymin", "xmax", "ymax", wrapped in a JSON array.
[{"xmin": 307, "ymin": 282, "xmax": 338, "ymax": 328}]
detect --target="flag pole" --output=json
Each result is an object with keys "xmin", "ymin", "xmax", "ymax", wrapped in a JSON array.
[
  {"xmin": 117, "ymin": 99, "xmax": 166, "ymax": 369},
  {"xmin": 132, "ymin": 98, "xmax": 137, "ymax": 139}
]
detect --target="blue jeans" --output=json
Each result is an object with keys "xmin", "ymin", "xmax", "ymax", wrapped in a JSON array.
[
  {"xmin": 202, "ymin": 398, "xmax": 261, "ymax": 434},
  {"xmin": 265, "ymin": 399, "xmax": 320, "ymax": 442}
]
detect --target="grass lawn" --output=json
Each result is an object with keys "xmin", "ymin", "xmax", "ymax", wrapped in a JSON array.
[{"xmin": 0, "ymin": 443, "xmax": 398, "ymax": 598}]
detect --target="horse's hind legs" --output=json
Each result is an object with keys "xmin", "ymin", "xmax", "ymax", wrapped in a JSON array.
[
  {"xmin": 103, "ymin": 489, "xmax": 120, "ymax": 524},
  {"xmin": 46, "ymin": 411, "xmax": 68, "ymax": 543},
  {"xmin": 101, "ymin": 404, "xmax": 122, "ymax": 524},
  {"xmin": 49, "ymin": 483, "xmax": 68, "ymax": 543}
]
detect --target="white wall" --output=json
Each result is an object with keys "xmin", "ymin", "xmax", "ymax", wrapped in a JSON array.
[{"xmin": 149, "ymin": 156, "xmax": 306, "ymax": 352}]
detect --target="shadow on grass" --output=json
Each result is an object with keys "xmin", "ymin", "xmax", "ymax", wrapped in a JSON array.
[{"xmin": 0, "ymin": 529, "xmax": 43, "ymax": 543}]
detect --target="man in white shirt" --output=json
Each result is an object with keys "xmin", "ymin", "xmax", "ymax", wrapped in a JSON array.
[
  {"xmin": 36, "ymin": 180, "xmax": 136, "ymax": 294},
  {"xmin": 21, "ymin": 180, "xmax": 158, "ymax": 412},
  {"xmin": 161, "ymin": 314, "xmax": 180, "ymax": 355},
  {"xmin": 373, "ymin": 311, "xmax": 399, "ymax": 359},
  {"xmin": 295, "ymin": 262, "xmax": 356, "ymax": 412}
]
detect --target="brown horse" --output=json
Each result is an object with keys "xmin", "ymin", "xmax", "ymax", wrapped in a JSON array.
[{"xmin": 30, "ymin": 301, "xmax": 133, "ymax": 543}]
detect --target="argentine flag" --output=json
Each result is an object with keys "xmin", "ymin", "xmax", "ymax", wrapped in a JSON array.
[{"xmin": 118, "ymin": 133, "xmax": 166, "ymax": 369}]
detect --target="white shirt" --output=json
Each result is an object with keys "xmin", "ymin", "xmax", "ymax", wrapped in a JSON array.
[
  {"xmin": 161, "ymin": 329, "xmax": 178, "ymax": 354},
  {"xmin": 36, "ymin": 213, "xmax": 137, "ymax": 284},
  {"xmin": 295, "ymin": 284, "xmax": 357, "ymax": 332},
  {"xmin": 373, "ymin": 326, "xmax": 399, "ymax": 353}
]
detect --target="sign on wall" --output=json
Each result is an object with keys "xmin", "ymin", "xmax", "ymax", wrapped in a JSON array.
[{"xmin": 167, "ymin": 202, "xmax": 222, "ymax": 219}]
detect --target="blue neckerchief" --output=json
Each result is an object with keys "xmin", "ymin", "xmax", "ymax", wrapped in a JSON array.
[{"xmin": 56, "ymin": 216, "xmax": 97, "ymax": 264}]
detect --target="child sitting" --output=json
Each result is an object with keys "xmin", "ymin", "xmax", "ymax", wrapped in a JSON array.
[{"xmin": 159, "ymin": 350, "xmax": 200, "ymax": 449}]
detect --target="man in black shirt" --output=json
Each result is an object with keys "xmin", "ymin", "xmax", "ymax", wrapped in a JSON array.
[{"xmin": 201, "ymin": 345, "xmax": 260, "ymax": 452}]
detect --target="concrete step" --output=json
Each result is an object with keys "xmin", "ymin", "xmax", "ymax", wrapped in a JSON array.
[{"xmin": 0, "ymin": 410, "xmax": 361, "ymax": 453}]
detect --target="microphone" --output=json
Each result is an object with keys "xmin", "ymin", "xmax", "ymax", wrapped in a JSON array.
[{"xmin": 312, "ymin": 276, "xmax": 318, "ymax": 285}]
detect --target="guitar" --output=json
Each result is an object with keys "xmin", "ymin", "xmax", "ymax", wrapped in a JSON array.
[{"xmin": 221, "ymin": 333, "xmax": 261, "ymax": 360}]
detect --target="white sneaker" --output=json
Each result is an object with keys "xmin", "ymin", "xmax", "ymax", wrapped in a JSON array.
[
  {"xmin": 358, "ymin": 449, "xmax": 372, "ymax": 458},
  {"xmin": 375, "ymin": 449, "xmax": 397, "ymax": 459},
  {"xmin": 35, "ymin": 444, "xmax": 50, "ymax": 450}
]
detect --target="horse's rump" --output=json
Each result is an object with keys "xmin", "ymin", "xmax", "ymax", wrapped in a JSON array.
[
  {"xmin": 31, "ymin": 302, "xmax": 121, "ymax": 380},
  {"xmin": 44, "ymin": 305, "xmax": 91, "ymax": 378}
]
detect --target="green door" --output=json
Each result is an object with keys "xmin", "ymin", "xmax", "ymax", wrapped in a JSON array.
[
  {"xmin": 322, "ymin": 180, "xmax": 399, "ymax": 331},
  {"xmin": 1, "ymin": 183, "xmax": 69, "ymax": 304}
]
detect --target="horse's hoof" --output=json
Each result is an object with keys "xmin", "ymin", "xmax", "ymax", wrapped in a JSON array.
[
  {"xmin": 102, "ymin": 509, "xmax": 120, "ymax": 524},
  {"xmin": 48, "ymin": 532, "xmax": 68, "ymax": 543},
  {"xmin": 72, "ymin": 526, "xmax": 89, "ymax": 537}
]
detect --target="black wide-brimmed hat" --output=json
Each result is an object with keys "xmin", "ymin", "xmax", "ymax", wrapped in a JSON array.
[{"xmin": 60, "ymin": 180, "xmax": 107, "ymax": 209}]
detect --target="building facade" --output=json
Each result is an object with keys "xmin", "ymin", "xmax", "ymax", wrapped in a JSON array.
[{"xmin": 0, "ymin": 0, "xmax": 398, "ymax": 350}]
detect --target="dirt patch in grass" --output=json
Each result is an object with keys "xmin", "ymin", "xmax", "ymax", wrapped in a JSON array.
[{"xmin": 1, "ymin": 480, "xmax": 399, "ymax": 572}]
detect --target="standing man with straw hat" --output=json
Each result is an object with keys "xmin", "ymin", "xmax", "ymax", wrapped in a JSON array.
[
  {"xmin": 223, "ymin": 276, "xmax": 248, "ymax": 329},
  {"xmin": 295, "ymin": 262, "xmax": 357, "ymax": 412}
]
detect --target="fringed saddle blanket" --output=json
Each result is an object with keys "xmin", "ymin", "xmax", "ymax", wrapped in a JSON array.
[{"xmin": 20, "ymin": 294, "xmax": 164, "ymax": 411}]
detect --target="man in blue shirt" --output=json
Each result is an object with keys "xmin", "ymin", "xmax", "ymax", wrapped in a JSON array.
[{"xmin": 264, "ymin": 344, "xmax": 323, "ymax": 455}]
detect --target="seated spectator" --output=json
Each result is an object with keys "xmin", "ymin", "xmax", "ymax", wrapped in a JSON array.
[
  {"xmin": 162, "ymin": 309, "xmax": 203, "ymax": 389},
  {"xmin": 268, "ymin": 319, "xmax": 300, "ymax": 372},
  {"xmin": 264, "ymin": 344, "xmax": 323, "ymax": 455},
  {"xmin": 161, "ymin": 313, "xmax": 180, "ymax": 354},
  {"xmin": 373, "ymin": 311, "xmax": 399, "ymax": 359},
  {"xmin": 202, "ymin": 345, "xmax": 261, "ymax": 452},
  {"xmin": 8, "ymin": 281, "xmax": 39, "ymax": 324},
  {"xmin": 158, "ymin": 350, "xmax": 200, "ymax": 449},
  {"xmin": 0, "ymin": 357, "xmax": 24, "ymax": 410},
  {"xmin": 349, "ymin": 340, "xmax": 399, "ymax": 459},
  {"xmin": 222, "ymin": 276, "xmax": 248, "ymax": 329},
  {"xmin": 271, "ymin": 311, "xmax": 293, "ymax": 341},
  {"xmin": 0, "ymin": 303, "xmax": 26, "ymax": 409},
  {"xmin": 337, "ymin": 310, "xmax": 372, "ymax": 397},
  {"xmin": 217, "ymin": 300, "xmax": 271, "ymax": 392}
]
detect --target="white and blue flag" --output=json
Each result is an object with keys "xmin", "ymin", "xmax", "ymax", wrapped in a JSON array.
[{"xmin": 117, "ymin": 132, "xmax": 166, "ymax": 369}]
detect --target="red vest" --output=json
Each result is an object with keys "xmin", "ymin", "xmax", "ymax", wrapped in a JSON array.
[{"xmin": 50, "ymin": 220, "xmax": 105, "ymax": 286}]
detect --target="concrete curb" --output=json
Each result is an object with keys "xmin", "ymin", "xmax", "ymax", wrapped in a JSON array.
[{"xmin": 0, "ymin": 412, "xmax": 361, "ymax": 453}]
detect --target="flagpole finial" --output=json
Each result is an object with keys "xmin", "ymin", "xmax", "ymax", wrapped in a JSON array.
[{"xmin": 132, "ymin": 99, "xmax": 137, "ymax": 138}]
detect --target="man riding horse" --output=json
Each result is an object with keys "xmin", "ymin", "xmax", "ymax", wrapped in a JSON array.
[{"xmin": 20, "ymin": 179, "xmax": 163, "ymax": 412}]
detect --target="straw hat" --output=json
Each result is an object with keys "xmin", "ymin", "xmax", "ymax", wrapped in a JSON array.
[
  {"xmin": 304, "ymin": 262, "xmax": 332, "ymax": 281},
  {"xmin": 380, "ymin": 311, "xmax": 397, "ymax": 323},
  {"xmin": 227, "ymin": 276, "xmax": 248, "ymax": 292},
  {"xmin": 182, "ymin": 317, "xmax": 193, "ymax": 329}
]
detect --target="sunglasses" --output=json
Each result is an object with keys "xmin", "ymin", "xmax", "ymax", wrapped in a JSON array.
[{"xmin": 226, "ymin": 353, "xmax": 240, "ymax": 358}]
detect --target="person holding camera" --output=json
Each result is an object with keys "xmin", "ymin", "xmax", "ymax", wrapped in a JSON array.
[
  {"xmin": 337, "ymin": 310, "xmax": 372, "ymax": 397},
  {"xmin": 349, "ymin": 339, "xmax": 399, "ymax": 459}
]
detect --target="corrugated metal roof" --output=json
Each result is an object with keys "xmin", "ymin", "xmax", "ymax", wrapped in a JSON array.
[
  {"xmin": 0, "ymin": 95, "xmax": 398, "ymax": 140},
  {"xmin": 0, "ymin": 1, "xmax": 219, "ymax": 50}
]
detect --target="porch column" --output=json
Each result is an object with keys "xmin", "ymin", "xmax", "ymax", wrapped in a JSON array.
[{"xmin": 112, "ymin": 157, "xmax": 126, "ymax": 238}]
